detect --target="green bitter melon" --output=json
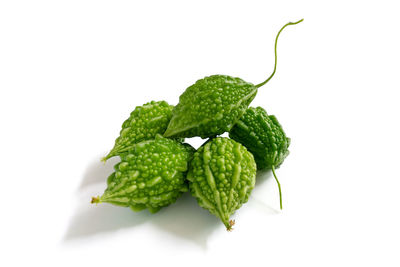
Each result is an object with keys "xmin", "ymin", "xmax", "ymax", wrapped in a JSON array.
[
  {"xmin": 93, "ymin": 134, "xmax": 195, "ymax": 213},
  {"xmin": 163, "ymin": 19, "xmax": 303, "ymax": 139},
  {"xmin": 229, "ymin": 107, "xmax": 290, "ymax": 209},
  {"xmin": 187, "ymin": 137, "xmax": 257, "ymax": 230},
  {"xmin": 104, "ymin": 101, "xmax": 176, "ymax": 161}
]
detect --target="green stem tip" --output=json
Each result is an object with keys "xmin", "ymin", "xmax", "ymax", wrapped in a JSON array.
[
  {"xmin": 271, "ymin": 166, "xmax": 283, "ymax": 210},
  {"xmin": 91, "ymin": 196, "xmax": 101, "ymax": 204},
  {"xmin": 256, "ymin": 18, "xmax": 304, "ymax": 89}
]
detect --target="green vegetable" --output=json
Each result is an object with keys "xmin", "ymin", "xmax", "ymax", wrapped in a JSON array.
[
  {"xmin": 163, "ymin": 19, "xmax": 303, "ymax": 139},
  {"xmin": 229, "ymin": 107, "xmax": 290, "ymax": 209},
  {"xmin": 164, "ymin": 75, "xmax": 257, "ymax": 139},
  {"xmin": 103, "ymin": 101, "xmax": 176, "ymax": 161},
  {"xmin": 91, "ymin": 19, "xmax": 303, "ymax": 230},
  {"xmin": 187, "ymin": 137, "xmax": 257, "ymax": 230},
  {"xmin": 92, "ymin": 135, "xmax": 195, "ymax": 213}
]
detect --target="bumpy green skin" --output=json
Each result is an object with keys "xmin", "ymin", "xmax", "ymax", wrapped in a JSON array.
[
  {"xmin": 98, "ymin": 135, "xmax": 195, "ymax": 213},
  {"xmin": 229, "ymin": 107, "xmax": 290, "ymax": 170},
  {"xmin": 105, "ymin": 101, "xmax": 175, "ymax": 160},
  {"xmin": 187, "ymin": 137, "xmax": 257, "ymax": 230},
  {"xmin": 164, "ymin": 75, "xmax": 258, "ymax": 139}
]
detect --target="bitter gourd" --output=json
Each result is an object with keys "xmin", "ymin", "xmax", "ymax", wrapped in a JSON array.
[
  {"xmin": 93, "ymin": 135, "xmax": 195, "ymax": 213},
  {"xmin": 229, "ymin": 107, "xmax": 290, "ymax": 209},
  {"xmin": 104, "ymin": 101, "xmax": 175, "ymax": 161},
  {"xmin": 91, "ymin": 19, "xmax": 303, "ymax": 229},
  {"xmin": 187, "ymin": 137, "xmax": 257, "ymax": 230},
  {"xmin": 163, "ymin": 19, "xmax": 303, "ymax": 139}
]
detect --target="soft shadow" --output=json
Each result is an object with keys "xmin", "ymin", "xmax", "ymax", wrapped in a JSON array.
[
  {"xmin": 78, "ymin": 155, "xmax": 120, "ymax": 190},
  {"xmin": 252, "ymin": 169, "xmax": 280, "ymax": 214},
  {"xmin": 64, "ymin": 202, "xmax": 150, "ymax": 240},
  {"xmin": 250, "ymin": 197, "xmax": 280, "ymax": 215},
  {"xmin": 151, "ymin": 193, "xmax": 220, "ymax": 249},
  {"xmin": 64, "ymin": 155, "xmax": 219, "ymax": 246},
  {"xmin": 256, "ymin": 169, "xmax": 273, "ymax": 186},
  {"xmin": 65, "ymin": 154, "xmax": 142, "ymax": 241}
]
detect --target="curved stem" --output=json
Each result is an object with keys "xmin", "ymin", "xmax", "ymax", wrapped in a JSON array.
[
  {"xmin": 271, "ymin": 166, "xmax": 283, "ymax": 210},
  {"xmin": 256, "ymin": 19, "xmax": 304, "ymax": 89}
]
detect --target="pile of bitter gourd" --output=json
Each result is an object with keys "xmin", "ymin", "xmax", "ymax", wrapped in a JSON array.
[{"xmin": 92, "ymin": 19, "xmax": 303, "ymax": 231}]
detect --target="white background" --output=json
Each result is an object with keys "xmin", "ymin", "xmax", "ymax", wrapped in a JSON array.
[{"xmin": 1, "ymin": 0, "xmax": 399, "ymax": 266}]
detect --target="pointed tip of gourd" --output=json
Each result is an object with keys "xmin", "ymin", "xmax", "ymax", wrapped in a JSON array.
[
  {"xmin": 91, "ymin": 196, "xmax": 101, "ymax": 204},
  {"xmin": 226, "ymin": 219, "xmax": 235, "ymax": 232},
  {"xmin": 101, "ymin": 153, "xmax": 112, "ymax": 163}
]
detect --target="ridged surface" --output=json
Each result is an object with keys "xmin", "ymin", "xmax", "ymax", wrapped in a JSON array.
[
  {"xmin": 105, "ymin": 101, "xmax": 175, "ymax": 160},
  {"xmin": 187, "ymin": 137, "xmax": 256, "ymax": 229},
  {"xmin": 229, "ymin": 107, "xmax": 290, "ymax": 170},
  {"xmin": 164, "ymin": 75, "xmax": 258, "ymax": 139},
  {"xmin": 100, "ymin": 135, "xmax": 195, "ymax": 213}
]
